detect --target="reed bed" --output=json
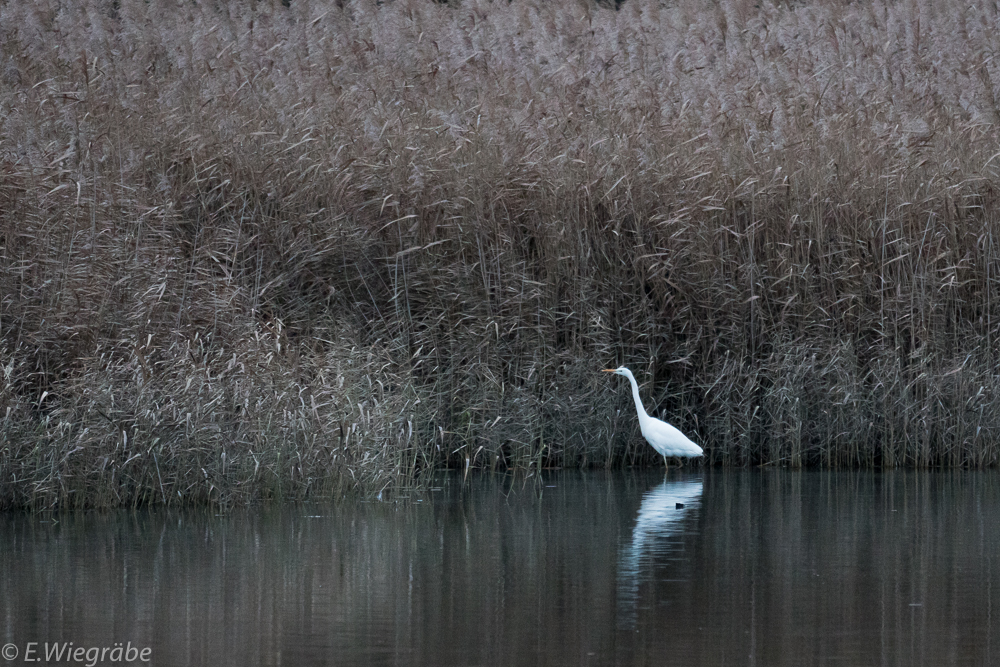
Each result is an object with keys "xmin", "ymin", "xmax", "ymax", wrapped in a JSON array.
[{"xmin": 3, "ymin": 0, "xmax": 1000, "ymax": 507}]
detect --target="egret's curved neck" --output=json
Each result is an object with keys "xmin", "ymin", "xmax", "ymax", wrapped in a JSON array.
[{"xmin": 623, "ymin": 370, "xmax": 649, "ymax": 422}]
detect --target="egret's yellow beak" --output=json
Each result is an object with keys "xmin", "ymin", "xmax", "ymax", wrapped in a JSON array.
[{"xmin": 602, "ymin": 369, "xmax": 616, "ymax": 372}]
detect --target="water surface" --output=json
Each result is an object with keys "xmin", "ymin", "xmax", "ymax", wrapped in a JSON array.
[{"xmin": 2, "ymin": 470, "xmax": 998, "ymax": 666}]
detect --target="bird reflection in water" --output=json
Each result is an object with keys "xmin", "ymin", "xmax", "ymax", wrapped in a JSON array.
[{"xmin": 617, "ymin": 478, "xmax": 703, "ymax": 630}]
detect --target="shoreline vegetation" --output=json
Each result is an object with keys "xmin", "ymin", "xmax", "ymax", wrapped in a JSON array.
[{"xmin": 3, "ymin": 0, "xmax": 1000, "ymax": 508}]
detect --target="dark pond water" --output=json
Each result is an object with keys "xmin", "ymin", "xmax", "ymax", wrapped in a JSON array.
[{"xmin": 2, "ymin": 470, "xmax": 999, "ymax": 666}]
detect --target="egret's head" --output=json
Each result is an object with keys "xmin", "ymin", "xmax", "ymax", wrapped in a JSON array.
[{"xmin": 602, "ymin": 367, "xmax": 629, "ymax": 377}]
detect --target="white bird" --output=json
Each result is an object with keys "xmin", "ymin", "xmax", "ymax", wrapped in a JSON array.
[{"xmin": 603, "ymin": 367, "xmax": 703, "ymax": 465}]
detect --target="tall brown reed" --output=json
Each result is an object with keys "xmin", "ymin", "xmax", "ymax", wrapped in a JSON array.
[{"xmin": 3, "ymin": 0, "xmax": 1000, "ymax": 507}]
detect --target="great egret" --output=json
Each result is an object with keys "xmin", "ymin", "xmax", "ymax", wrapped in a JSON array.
[{"xmin": 603, "ymin": 367, "xmax": 703, "ymax": 465}]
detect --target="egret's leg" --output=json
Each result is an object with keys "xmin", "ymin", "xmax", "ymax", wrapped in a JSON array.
[{"xmin": 663, "ymin": 454, "xmax": 669, "ymax": 469}]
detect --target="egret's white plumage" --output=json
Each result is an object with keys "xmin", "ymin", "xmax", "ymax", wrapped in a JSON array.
[{"xmin": 603, "ymin": 367, "xmax": 703, "ymax": 463}]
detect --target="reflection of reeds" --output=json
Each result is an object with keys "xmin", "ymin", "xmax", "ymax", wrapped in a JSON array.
[
  {"xmin": 2, "ymin": 472, "xmax": 997, "ymax": 664},
  {"xmin": 3, "ymin": 0, "xmax": 1000, "ymax": 506},
  {"xmin": 691, "ymin": 470, "xmax": 1000, "ymax": 666}
]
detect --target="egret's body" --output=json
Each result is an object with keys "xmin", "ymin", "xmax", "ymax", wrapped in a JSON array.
[{"xmin": 603, "ymin": 367, "xmax": 703, "ymax": 465}]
